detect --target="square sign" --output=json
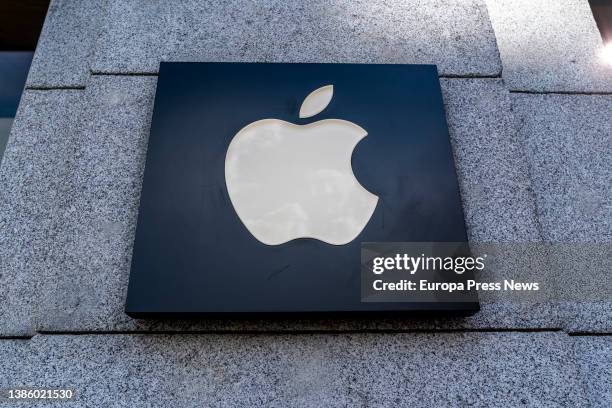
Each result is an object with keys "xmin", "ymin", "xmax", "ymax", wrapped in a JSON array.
[{"xmin": 126, "ymin": 62, "xmax": 478, "ymax": 317}]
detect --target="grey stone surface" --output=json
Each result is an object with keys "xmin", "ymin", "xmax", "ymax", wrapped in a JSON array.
[
  {"xmin": 512, "ymin": 94, "xmax": 612, "ymax": 243},
  {"xmin": 561, "ymin": 301, "xmax": 612, "ymax": 334},
  {"xmin": 512, "ymin": 94, "xmax": 612, "ymax": 332},
  {"xmin": 0, "ymin": 1, "xmax": 610, "ymax": 405},
  {"xmin": 486, "ymin": 0, "xmax": 612, "ymax": 92},
  {"xmin": 440, "ymin": 79, "xmax": 560, "ymax": 330},
  {"xmin": 39, "ymin": 76, "xmax": 157, "ymax": 332},
  {"xmin": 0, "ymin": 119, "xmax": 12, "ymax": 157},
  {"xmin": 550, "ymin": 244, "xmax": 612, "ymax": 333},
  {"xmin": 30, "ymin": 77, "xmax": 559, "ymax": 332},
  {"xmin": 0, "ymin": 90, "xmax": 85, "ymax": 336},
  {"xmin": 574, "ymin": 336, "xmax": 612, "ymax": 408},
  {"xmin": 441, "ymin": 79, "xmax": 541, "ymax": 243},
  {"xmin": 26, "ymin": 0, "xmax": 107, "ymax": 88},
  {"xmin": 0, "ymin": 332, "xmax": 590, "ymax": 406},
  {"xmin": 91, "ymin": 0, "xmax": 501, "ymax": 76}
]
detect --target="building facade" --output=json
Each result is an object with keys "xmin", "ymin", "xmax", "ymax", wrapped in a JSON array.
[{"xmin": 0, "ymin": 0, "xmax": 611, "ymax": 406}]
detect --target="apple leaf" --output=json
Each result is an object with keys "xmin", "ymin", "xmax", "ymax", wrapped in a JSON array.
[{"xmin": 299, "ymin": 85, "xmax": 333, "ymax": 119}]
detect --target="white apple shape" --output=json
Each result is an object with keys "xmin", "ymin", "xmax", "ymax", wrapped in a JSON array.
[{"xmin": 224, "ymin": 85, "xmax": 378, "ymax": 245}]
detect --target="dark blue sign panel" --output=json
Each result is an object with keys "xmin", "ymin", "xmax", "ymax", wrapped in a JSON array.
[{"xmin": 126, "ymin": 62, "xmax": 478, "ymax": 317}]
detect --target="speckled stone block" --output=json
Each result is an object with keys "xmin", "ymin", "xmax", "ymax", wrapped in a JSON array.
[
  {"xmin": 91, "ymin": 0, "xmax": 501, "ymax": 76},
  {"xmin": 441, "ymin": 79, "xmax": 541, "ymax": 243},
  {"xmin": 37, "ymin": 75, "xmax": 158, "ymax": 332},
  {"xmin": 0, "ymin": 90, "xmax": 85, "ymax": 336},
  {"xmin": 512, "ymin": 94, "xmax": 612, "ymax": 332},
  {"xmin": 25, "ymin": 0, "xmax": 107, "ymax": 89},
  {"xmin": 439, "ymin": 79, "xmax": 559, "ymax": 330},
  {"xmin": 0, "ymin": 332, "xmax": 589, "ymax": 407},
  {"xmin": 0, "ymin": 339, "xmax": 34, "ymax": 385},
  {"xmin": 574, "ymin": 336, "xmax": 612, "ymax": 408},
  {"xmin": 485, "ymin": 0, "xmax": 612, "ymax": 92},
  {"xmin": 550, "ymin": 245, "xmax": 612, "ymax": 333},
  {"xmin": 512, "ymin": 94, "xmax": 612, "ymax": 243}
]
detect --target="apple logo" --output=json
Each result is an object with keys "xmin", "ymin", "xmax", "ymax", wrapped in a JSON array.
[{"xmin": 224, "ymin": 85, "xmax": 378, "ymax": 245}]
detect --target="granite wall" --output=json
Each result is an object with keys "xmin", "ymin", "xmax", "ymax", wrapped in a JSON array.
[{"xmin": 0, "ymin": 0, "xmax": 610, "ymax": 406}]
